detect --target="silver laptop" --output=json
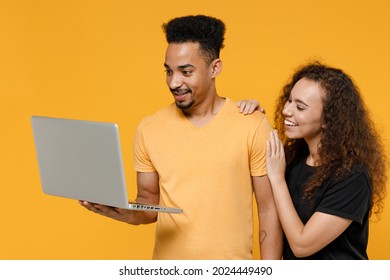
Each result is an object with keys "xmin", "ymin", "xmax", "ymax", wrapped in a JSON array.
[{"xmin": 31, "ymin": 116, "xmax": 182, "ymax": 214}]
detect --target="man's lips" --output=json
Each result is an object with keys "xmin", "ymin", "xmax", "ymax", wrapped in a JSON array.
[
  {"xmin": 171, "ymin": 89, "xmax": 191, "ymax": 101},
  {"xmin": 174, "ymin": 93, "xmax": 188, "ymax": 101}
]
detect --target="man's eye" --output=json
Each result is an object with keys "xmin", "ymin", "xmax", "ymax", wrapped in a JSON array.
[{"xmin": 165, "ymin": 69, "xmax": 172, "ymax": 75}]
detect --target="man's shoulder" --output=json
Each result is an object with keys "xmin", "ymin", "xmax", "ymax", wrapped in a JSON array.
[
  {"xmin": 139, "ymin": 103, "xmax": 177, "ymax": 126},
  {"xmin": 224, "ymin": 98, "xmax": 269, "ymax": 123}
]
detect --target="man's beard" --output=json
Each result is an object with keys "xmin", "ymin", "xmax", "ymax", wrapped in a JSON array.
[
  {"xmin": 171, "ymin": 87, "xmax": 193, "ymax": 110},
  {"xmin": 175, "ymin": 100, "xmax": 194, "ymax": 110}
]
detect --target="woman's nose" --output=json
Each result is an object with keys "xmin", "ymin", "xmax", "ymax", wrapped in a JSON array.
[{"xmin": 282, "ymin": 102, "xmax": 293, "ymax": 117}]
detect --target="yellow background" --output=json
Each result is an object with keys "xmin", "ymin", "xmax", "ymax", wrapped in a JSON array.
[{"xmin": 1, "ymin": 0, "xmax": 389, "ymax": 259}]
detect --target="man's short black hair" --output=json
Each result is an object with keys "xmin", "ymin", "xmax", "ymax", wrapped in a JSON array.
[{"xmin": 162, "ymin": 15, "xmax": 226, "ymax": 64}]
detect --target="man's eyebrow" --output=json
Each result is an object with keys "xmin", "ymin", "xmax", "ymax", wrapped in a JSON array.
[
  {"xmin": 178, "ymin": 64, "xmax": 195, "ymax": 69},
  {"xmin": 163, "ymin": 63, "xmax": 195, "ymax": 69}
]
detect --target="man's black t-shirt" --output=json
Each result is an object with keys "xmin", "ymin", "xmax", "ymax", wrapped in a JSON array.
[{"xmin": 283, "ymin": 158, "xmax": 372, "ymax": 260}]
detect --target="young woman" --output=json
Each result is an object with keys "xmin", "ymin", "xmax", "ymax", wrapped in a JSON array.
[{"xmin": 242, "ymin": 62, "xmax": 387, "ymax": 259}]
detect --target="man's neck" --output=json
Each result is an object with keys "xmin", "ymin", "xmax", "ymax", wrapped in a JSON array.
[{"xmin": 182, "ymin": 95, "xmax": 226, "ymax": 128}]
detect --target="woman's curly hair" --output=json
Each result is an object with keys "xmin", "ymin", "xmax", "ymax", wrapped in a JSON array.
[{"xmin": 274, "ymin": 61, "xmax": 387, "ymax": 219}]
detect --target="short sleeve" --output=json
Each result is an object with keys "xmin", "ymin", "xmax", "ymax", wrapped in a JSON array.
[
  {"xmin": 249, "ymin": 114, "xmax": 273, "ymax": 177},
  {"xmin": 133, "ymin": 122, "xmax": 156, "ymax": 172},
  {"xmin": 316, "ymin": 172, "xmax": 371, "ymax": 224}
]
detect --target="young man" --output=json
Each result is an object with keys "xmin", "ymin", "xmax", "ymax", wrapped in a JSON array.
[{"xmin": 81, "ymin": 15, "xmax": 282, "ymax": 260}]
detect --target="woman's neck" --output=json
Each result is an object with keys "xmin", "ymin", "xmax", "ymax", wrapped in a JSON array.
[
  {"xmin": 306, "ymin": 152, "xmax": 320, "ymax": 166},
  {"xmin": 305, "ymin": 137, "xmax": 321, "ymax": 166}
]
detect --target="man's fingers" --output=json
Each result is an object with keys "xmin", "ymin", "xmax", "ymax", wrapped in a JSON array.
[{"xmin": 79, "ymin": 200, "xmax": 115, "ymax": 215}]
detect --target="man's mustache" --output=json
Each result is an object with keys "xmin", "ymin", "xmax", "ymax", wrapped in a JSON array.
[{"xmin": 170, "ymin": 88, "xmax": 192, "ymax": 95}]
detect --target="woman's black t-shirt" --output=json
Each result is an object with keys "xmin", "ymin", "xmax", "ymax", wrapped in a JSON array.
[{"xmin": 283, "ymin": 158, "xmax": 372, "ymax": 260}]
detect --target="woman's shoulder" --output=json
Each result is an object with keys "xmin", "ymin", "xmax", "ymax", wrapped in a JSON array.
[{"xmin": 328, "ymin": 163, "xmax": 371, "ymax": 193}]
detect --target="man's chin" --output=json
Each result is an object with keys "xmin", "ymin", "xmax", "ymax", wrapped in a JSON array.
[{"xmin": 175, "ymin": 101, "xmax": 193, "ymax": 110}]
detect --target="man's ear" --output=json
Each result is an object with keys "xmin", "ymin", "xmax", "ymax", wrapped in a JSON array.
[{"xmin": 210, "ymin": 59, "xmax": 222, "ymax": 78}]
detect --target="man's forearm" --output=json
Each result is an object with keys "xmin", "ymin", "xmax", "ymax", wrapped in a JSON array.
[{"xmin": 259, "ymin": 210, "xmax": 283, "ymax": 259}]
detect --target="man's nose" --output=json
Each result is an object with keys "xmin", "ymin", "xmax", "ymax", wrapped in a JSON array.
[{"xmin": 167, "ymin": 73, "xmax": 183, "ymax": 89}]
